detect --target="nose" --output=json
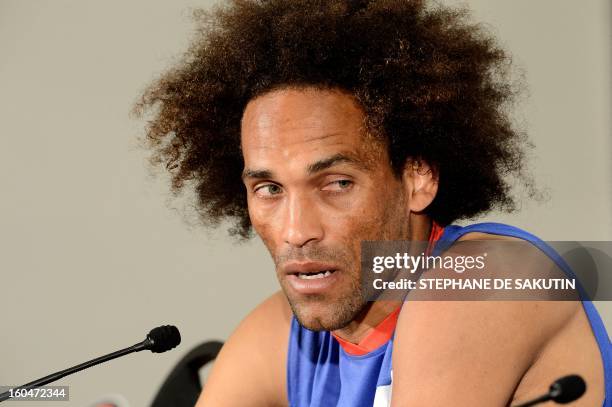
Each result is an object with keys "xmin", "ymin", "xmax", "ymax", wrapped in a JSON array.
[{"xmin": 281, "ymin": 192, "xmax": 324, "ymax": 248}]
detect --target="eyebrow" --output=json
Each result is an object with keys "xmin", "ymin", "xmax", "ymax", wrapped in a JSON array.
[
  {"xmin": 241, "ymin": 153, "xmax": 368, "ymax": 180},
  {"xmin": 306, "ymin": 153, "xmax": 367, "ymax": 174},
  {"xmin": 242, "ymin": 168, "xmax": 273, "ymax": 180}
]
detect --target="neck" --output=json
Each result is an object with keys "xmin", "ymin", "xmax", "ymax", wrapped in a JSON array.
[{"xmin": 332, "ymin": 214, "xmax": 432, "ymax": 344}]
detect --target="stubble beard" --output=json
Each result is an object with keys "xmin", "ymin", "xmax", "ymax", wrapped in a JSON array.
[
  {"xmin": 280, "ymin": 231, "xmax": 407, "ymax": 331},
  {"xmin": 277, "ymin": 225, "xmax": 410, "ymax": 331},
  {"xmin": 275, "ymin": 242, "xmax": 367, "ymax": 331},
  {"xmin": 282, "ymin": 271, "xmax": 366, "ymax": 331}
]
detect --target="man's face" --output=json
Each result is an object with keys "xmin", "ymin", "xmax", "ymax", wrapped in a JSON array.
[{"xmin": 241, "ymin": 87, "xmax": 411, "ymax": 331}]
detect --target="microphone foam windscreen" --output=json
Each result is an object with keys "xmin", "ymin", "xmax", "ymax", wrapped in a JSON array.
[
  {"xmin": 148, "ymin": 325, "xmax": 181, "ymax": 353},
  {"xmin": 551, "ymin": 374, "xmax": 586, "ymax": 404}
]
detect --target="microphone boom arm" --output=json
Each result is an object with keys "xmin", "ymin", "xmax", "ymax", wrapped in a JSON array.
[{"xmin": 0, "ymin": 325, "xmax": 180, "ymax": 403}]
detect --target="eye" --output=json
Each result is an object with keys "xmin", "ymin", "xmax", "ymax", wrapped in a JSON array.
[
  {"xmin": 323, "ymin": 179, "xmax": 354, "ymax": 192},
  {"xmin": 254, "ymin": 183, "xmax": 283, "ymax": 198}
]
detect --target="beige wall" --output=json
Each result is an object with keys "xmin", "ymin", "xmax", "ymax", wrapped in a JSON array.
[{"xmin": 0, "ymin": 1, "xmax": 609, "ymax": 406}]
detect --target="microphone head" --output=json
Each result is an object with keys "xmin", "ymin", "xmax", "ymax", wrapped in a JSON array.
[
  {"xmin": 146, "ymin": 325, "xmax": 181, "ymax": 353},
  {"xmin": 549, "ymin": 374, "xmax": 586, "ymax": 404}
]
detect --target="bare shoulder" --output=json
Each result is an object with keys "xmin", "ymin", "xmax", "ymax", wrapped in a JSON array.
[
  {"xmin": 196, "ymin": 291, "xmax": 292, "ymax": 407},
  {"xmin": 390, "ymin": 231, "xmax": 593, "ymax": 406},
  {"xmin": 392, "ymin": 301, "xmax": 578, "ymax": 406},
  {"xmin": 242, "ymin": 289, "xmax": 293, "ymax": 332}
]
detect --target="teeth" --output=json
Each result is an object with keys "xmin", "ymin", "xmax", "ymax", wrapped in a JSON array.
[{"xmin": 297, "ymin": 270, "xmax": 333, "ymax": 279}]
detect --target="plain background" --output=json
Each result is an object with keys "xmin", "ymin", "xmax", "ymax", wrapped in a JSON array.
[{"xmin": 0, "ymin": 1, "xmax": 610, "ymax": 406}]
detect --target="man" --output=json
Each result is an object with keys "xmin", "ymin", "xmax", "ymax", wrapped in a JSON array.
[{"xmin": 135, "ymin": 0, "xmax": 610, "ymax": 405}]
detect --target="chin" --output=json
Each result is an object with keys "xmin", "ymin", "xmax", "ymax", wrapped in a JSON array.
[{"xmin": 287, "ymin": 292, "xmax": 365, "ymax": 331}]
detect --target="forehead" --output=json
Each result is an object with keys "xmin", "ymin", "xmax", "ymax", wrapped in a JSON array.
[{"xmin": 240, "ymin": 87, "xmax": 378, "ymax": 161}]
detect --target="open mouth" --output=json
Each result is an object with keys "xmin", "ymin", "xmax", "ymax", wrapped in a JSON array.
[
  {"xmin": 297, "ymin": 270, "xmax": 336, "ymax": 280},
  {"xmin": 285, "ymin": 264, "xmax": 340, "ymax": 294}
]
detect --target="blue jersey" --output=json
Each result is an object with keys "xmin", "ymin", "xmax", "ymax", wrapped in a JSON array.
[{"xmin": 286, "ymin": 222, "xmax": 612, "ymax": 406}]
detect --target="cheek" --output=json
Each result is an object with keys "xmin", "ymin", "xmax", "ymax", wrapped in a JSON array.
[
  {"xmin": 251, "ymin": 219, "xmax": 281, "ymax": 263},
  {"xmin": 249, "ymin": 207, "xmax": 268, "ymax": 232},
  {"xmin": 328, "ymin": 204, "xmax": 385, "ymax": 243},
  {"xmin": 247, "ymin": 200, "xmax": 275, "ymax": 246},
  {"xmin": 247, "ymin": 194, "xmax": 272, "ymax": 226},
  {"xmin": 334, "ymin": 190, "xmax": 406, "ymax": 241}
]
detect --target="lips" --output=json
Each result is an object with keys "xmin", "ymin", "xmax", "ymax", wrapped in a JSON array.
[
  {"xmin": 283, "ymin": 261, "xmax": 338, "ymax": 275},
  {"xmin": 297, "ymin": 270, "xmax": 334, "ymax": 279},
  {"xmin": 282, "ymin": 261, "xmax": 340, "ymax": 295}
]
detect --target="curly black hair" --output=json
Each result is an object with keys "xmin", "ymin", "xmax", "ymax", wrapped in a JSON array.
[{"xmin": 134, "ymin": 0, "xmax": 534, "ymax": 239}]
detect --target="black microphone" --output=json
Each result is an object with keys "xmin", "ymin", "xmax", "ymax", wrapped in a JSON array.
[
  {"xmin": 513, "ymin": 375, "xmax": 586, "ymax": 406},
  {"xmin": 0, "ymin": 325, "xmax": 181, "ymax": 403}
]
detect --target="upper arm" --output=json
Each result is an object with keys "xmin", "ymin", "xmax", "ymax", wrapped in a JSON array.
[
  {"xmin": 391, "ymin": 300, "xmax": 569, "ymax": 406},
  {"xmin": 196, "ymin": 291, "xmax": 292, "ymax": 407},
  {"xmin": 390, "ymin": 237, "xmax": 576, "ymax": 406}
]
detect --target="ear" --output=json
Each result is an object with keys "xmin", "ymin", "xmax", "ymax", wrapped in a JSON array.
[{"xmin": 402, "ymin": 159, "xmax": 439, "ymax": 213}]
